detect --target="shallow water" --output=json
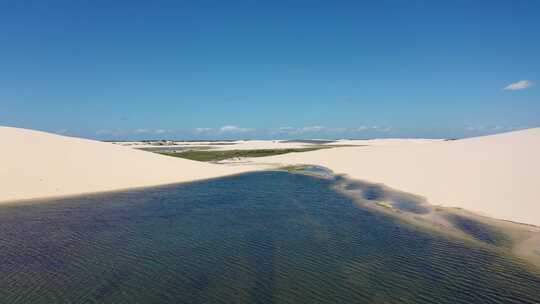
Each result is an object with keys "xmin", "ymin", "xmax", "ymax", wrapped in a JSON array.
[
  {"xmin": 446, "ymin": 214, "xmax": 511, "ymax": 247},
  {"xmin": 0, "ymin": 172, "xmax": 539, "ymax": 303},
  {"xmin": 342, "ymin": 180, "xmax": 430, "ymax": 214}
]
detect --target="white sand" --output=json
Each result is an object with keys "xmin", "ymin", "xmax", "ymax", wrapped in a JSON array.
[
  {"xmin": 115, "ymin": 138, "xmax": 440, "ymax": 151},
  {"xmin": 115, "ymin": 140, "xmax": 331, "ymax": 151},
  {"xmin": 2, "ymin": 125, "xmax": 539, "ymax": 227},
  {"xmin": 245, "ymin": 128, "xmax": 540, "ymax": 226},
  {"xmin": 0, "ymin": 126, "xmax": 266, "ymax": 203},
  {"xmin": 210, "ymin": 140, "xmax": 312, "ymax": 150},
  {"xmin": 210, "ymin": 139, "xmax": 440, "ymax": 150}
]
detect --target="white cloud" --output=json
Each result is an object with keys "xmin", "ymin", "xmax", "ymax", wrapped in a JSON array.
[
  {"xmin": 133, "ymin": 128, "xmax": 150, "ymax": 134},
  {"xmin": 271, "ymin": 125, "xmax": 393, "ymax": 136},
  {"xmin": 280, "ymin": 126, "xmax": 327, "ymax": 135},
  {"xmin": 351, "ymin": 126, "xmax": 391, "ymax": 133},
  {"xmin": 55, "ymin": 129, "xmax": 69, "ymax": 135},
  {"xmin": 279, "ymin": 126, "xmax": 294, "ymax": 131},
  {"xmin": 96, "ymin": 129, "xmax": 126, "ymax": 137},
  {"xmin": 189, "ymin": 125, "xmax": 398, "ymax": 138},
  {"xmin": 268, "ymin": 127, "xmax": 295, "ymax": 135},
  {"xmin": 133, "ymin": 128, "xmax": 172, "ymax": 135},
  {"xmin": 96, "ymin": 129, "xmax": 172, "ymax": 137},
  {"xmin": 374, "ymin": 126, "xmax": 392, "ymax": 132},
  {"xmin": 465, "ymin": 125, "xmax": 524, "ymax": 133},
  {"xmin": 354, "ymin": 126, "xmax": 369, "ymax": 131},
  {"xmin": 302, "ymin": 126, "xmax": 325, "ymax": 132},
  {"xmin": 192, "ymin": 126, "xmax": 253, "ymax": 136},
  {"xmin": 193, "ymin": 127, "xmax": 213, "ymax": 135},
  {"xmin": 219, "ymin": 125, "xmax": 252, "ymax": 133},
  {"xmin": 503, "ymin": 80, "xmax": 533, "ymax": 91}
]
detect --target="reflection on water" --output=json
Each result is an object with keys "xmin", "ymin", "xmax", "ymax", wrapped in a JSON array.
[{"xmin": 0, "ymin": 172, "xmax": 539, "ymax": 303}]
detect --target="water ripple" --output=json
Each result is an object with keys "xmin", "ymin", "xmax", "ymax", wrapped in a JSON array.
[{"xmin": 0, "ymin": 172, "xmax": 539, "ymax": 303}]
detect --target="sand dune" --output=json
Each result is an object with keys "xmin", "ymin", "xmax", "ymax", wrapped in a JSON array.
[
  {"xmin": 2, "ymin": 125, "xmax": 539, "ymax": 226},
  {"xmin": 246, "ymin": 128, "xmax": 540, "ymax": 226},
  {"xmin": 0, "ymin": 126, "xmax": 264, "ymax": 203}
]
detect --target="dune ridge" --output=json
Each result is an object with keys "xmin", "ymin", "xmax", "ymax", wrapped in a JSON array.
[
  {"xmin": 0, "ymin": 126, "xmax": 264, "ymax": 203},
  {"xmin": 247, "ymin": 128, "xmax": 540, "ymax": 226},
  {"xmin": 2, "ymin": 126, "xmax": 539, "ymax": 226}
]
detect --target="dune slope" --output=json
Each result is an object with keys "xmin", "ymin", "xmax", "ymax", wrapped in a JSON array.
[
  {"xmin": 0, "ymin": 126, "xmax": 260, "ymax": 203},
  {"xmin": 248, "ymin": 128, "xmax": 540, "ymax": 226},
  {"xmin": 2, "ymin": 126, "xmax": 539, "ymax": 226}
]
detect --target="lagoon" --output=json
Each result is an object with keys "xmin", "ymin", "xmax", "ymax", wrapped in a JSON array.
[{"xmin": 0, "ymin": 172, "xmax": 539, "ymax": 303}]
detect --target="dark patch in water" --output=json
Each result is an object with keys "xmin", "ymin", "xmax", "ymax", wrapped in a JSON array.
[
  {"xmin": 362, "ymin": 186, "xmax": 385, "ymax": 200},
  {"xmin": 344, "ymin": 181, "xmax": 363, "ymax": 190},
  {"xmin": 0, "ymin": 172, "xmax": 538, "ymax": 303},
  {"xmin": 393, "ymin": 198, "xmax": 430, "ymax": 214},
  {"xmin": 446, "ymin": 214, "xmax": 511, "ymax": 247},
  {"xmin": 341, "ymin": 180, "xmax": 429, "ymax": 214}
]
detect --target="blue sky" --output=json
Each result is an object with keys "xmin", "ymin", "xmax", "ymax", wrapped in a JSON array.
[{"xmin": 1, "ymin": 0, "xmax": 539, "ymax": 139}]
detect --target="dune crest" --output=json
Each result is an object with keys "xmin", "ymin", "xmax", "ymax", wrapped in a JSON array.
[
  {"xmin": 2, "ymin": 126, "xmax": 539, "ymax": 226},
  {"xmin": 0, "ymin": 126, "xmax": 261, "ymax": 203}
]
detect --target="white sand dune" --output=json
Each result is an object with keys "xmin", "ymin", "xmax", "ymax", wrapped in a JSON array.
[
  {"xmin": 209, "ymin": 139, "xmax": 439, "ymax": 150},
  {"xmin": 2, "ymin": 125, "xmax": 539, "ymax": 226},
  {"xmin": 247, "ymin": 128, "xmax": 540, "ymax": 226},
  {"xmin": 0, "ymin": 126, "xmax": 264, "ymax": 203}
]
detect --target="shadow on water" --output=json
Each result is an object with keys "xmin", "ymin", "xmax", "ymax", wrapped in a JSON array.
[
  {"xmin": 0, "ymin": 172, "xmax": 539, "ymax": 303},
  {"xmin": 446, "ymin": 214, "xmax": 511, "ymax": 247},
  {"xmin": 341, "ymin": 180, "xmax": 429, "ymax": 214}
]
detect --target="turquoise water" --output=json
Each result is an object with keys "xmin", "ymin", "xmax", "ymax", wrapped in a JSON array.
[{"xmin": 0, "ymin": 172, "xmax": 539, "ymax": 303}]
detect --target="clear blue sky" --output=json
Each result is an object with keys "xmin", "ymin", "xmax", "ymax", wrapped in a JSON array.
[{"xmin": 1, "ymin": 0, "xmax": 539, "ymax": 139}]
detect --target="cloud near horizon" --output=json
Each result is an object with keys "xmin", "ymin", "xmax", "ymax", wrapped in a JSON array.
[
  {"xmin": 96, "ymin": 128, "xmax": 172, "ymax": 137},
  {"xmin": 95, "ymin": 125, "xmax": 395, "ymax": 139},
  {"xmin": 271, "ymin": 125, "xmax": 392, "ymax": 136},
  {"xmin": 133, "ymin": 128, "xmax": 171, "ymax": 135},
  {"xmin": 503, "ymin": 80, "xmax": 533, "ymax": 91},
  {"xmin": 192, "ymin": 125, "xmax": 253, "ymax": 135},
  {"xmin": 219, "ymin": 125, "xmax": 252, "ymax": 133}
]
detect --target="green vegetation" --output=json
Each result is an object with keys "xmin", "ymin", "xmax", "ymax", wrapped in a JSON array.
[
  {"xmin": 161, "ymin": 147, "xmax": 327, "ymax": 162},
  {"xmin": 281, "ymin": 165, "xmax": 311, "ymax": 172},
  {"xmin": 375, "ymin": 201, "xmax": 396, "ymax": 210}
]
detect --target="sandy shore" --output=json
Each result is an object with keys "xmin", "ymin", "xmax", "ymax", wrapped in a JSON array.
[
  {"xmin": 244, "ymin": 128, "xmax": 540, "ymax": 226},
  {"xmin": 0, "ymin": 126, "xmax": 268, "ymax": 203},
  {"xmin": 2, "ymin": 125, "xmax": 539, "ymax": 228}
]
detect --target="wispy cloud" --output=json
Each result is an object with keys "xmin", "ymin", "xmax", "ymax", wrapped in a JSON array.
[
  {"xmin": 133, "ymin": 128, "xmax": 172, "ymax": 135},
  {"xmin": 219, "ymin": 125, "xmax": 252, "ymax": 133},
  {"xmin": 96, "ymin": 129, "xmax": 127, "ymax": 137},
  {"xmin": 465, "ymin": 125, "xmax": 525, "ymax": 133},
  {"xmin": 193, "ymin": 127, "xmax": 213, "ymax": 135},
  {"xmin": 191, "ymin": 126, "xmax": 254, "ymax": 136},
  {"xmin": 271, "ymin": 125, "xmax": 393, "ymax": 136},
  {"xmin": 352, "ymin": 126, "xmax": 391, "ymax": 132},
  {"xmin": 96, "ymin": 129, "xmax": 172, "ymax": 137},
  {"xmin": 55, "ymin": 129, "xmax": 69, "ymax": 135},
  {"xmin": 299, "ymin": 126, "xmax": 326, "ymax": 133},
  {"xmin": 503, "ymin": 80, "xmax": 533, "ymax": 91}
]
